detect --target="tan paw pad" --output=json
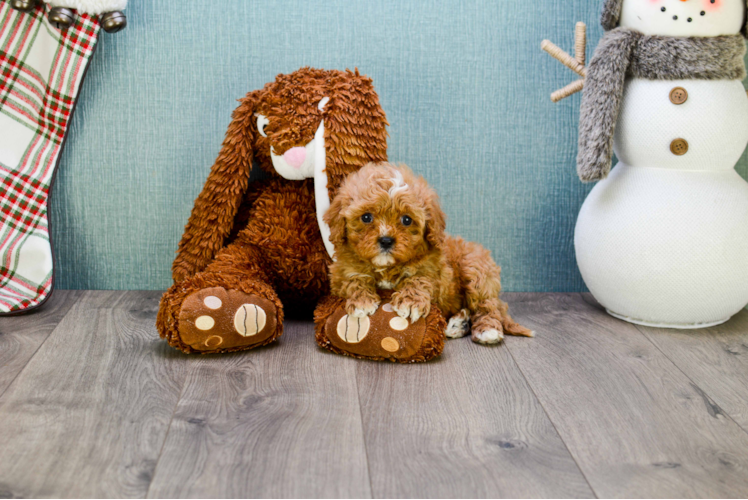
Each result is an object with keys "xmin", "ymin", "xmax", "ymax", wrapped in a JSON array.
[
  {"xmin": 195, "ymin": 316, "xmax": 215, "ymax": 331},
  {"xmin": 381, "ymin": 337, "xmax": 400, "ymax": 352},
  {"xmin": 337, "ymin": 315, "xmax": 370, "ymax": 343},
  {"xmin": 204, "ymin": 335, "xmax": 223, "ymax": 348},
  {"xmin": 389, "ymin": 316, "xmax": 409, "ymax": 331},
  {"xmin": 234, "ymin": 304, "xmax": 267, "ymax": 337},
  {"xmin": 203, "ymin": 296, "xmax": 222, "ymax": 309}
]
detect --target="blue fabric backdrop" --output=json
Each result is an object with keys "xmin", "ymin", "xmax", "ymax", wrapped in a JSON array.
[{"xmin": 48, "ymin": 0, "xmax": 748, "ymax": 292}]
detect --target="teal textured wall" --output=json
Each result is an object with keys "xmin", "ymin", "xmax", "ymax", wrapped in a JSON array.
[{"xmin": 49, "ymin": 0, "xmax": 748, "ymax": 292}]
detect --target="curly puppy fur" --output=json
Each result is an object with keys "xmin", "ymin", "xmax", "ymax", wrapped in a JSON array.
[
  {"xmin": 157, "ymin": 68, "xmax": 389, "ymax": 353},
  {"xmin": 325, "ymin": 163, "xmax": 533, "ymax": 345}
]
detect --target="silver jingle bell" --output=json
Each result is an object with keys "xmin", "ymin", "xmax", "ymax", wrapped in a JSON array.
[
  {"xmin": 10, "ymin": 0, "xmax": 41, "ymax": 12},
  {"xmin": 48, "ymin": 7, "xmax": 75, "ymax": 30},
  {"xmin": 100, "ymin": 11, "xmax": 127, "ymax": 33}
]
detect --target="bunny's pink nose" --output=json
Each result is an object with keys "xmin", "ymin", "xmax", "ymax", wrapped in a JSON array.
[{"xmin": 283, "ymin": 147, "xmax": 307, "ymax": 168}]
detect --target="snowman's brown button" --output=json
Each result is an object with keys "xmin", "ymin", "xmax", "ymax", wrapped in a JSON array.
[
  {"xmin": 670, "ymin": 138, "xmax": 689, "ymax": 156},
  {"xmin": 669, "ymin": 87, "xmax": 688, "ymax": 105}
]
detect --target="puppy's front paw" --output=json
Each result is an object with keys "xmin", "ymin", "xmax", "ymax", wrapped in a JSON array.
[
  {"xmin": 446, "ymin": 310, "xmax": 471, "ymax": 339},
  {"xmin": 346, "ymin": 296, "xmax": 380, "ymax": 318},
  {"xmin": 391, "ymin": 292, "xmax": 431, "ymax": 323}
]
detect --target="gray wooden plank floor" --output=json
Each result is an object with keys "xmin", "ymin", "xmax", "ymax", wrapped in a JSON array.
[
  {"xmin": 356, "ymin": 342, "xmax": 592, "ymax": 498},
  {"xmin": 0, "ymin": 290, "xmax": 83, "ymax": 396},
  {"xmin": 0, "ymin": 291, "xmax": 747, "ymax": 498},
  {"xmin": 0, "ymin": 291, "xmax": 188, "ymax": 498},
  {"xmin": 507, "ymin": 294, "xmax": 748, "ymax": 499},
  {"xmin": 633, "ymin": 313, "xmax": 748, "ymax": 433},
  {"xmin": 147, "ymin": 321, "xmax": 371, "ymax": 499}
]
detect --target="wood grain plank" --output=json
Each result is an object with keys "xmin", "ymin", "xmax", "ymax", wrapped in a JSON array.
[
  {"xmin": 0, "ymin": 291, "xmax": 189, "ymax": 498},
  {"xmin": 0, "ymin": 290, "xmax": 83, "ymax": 396},
  {"xmin": 147, "ymin": 320, "xmax": 371, "ymax": 499},
  {"xmin": 357, "ymin": 312, "xmax": 594, "ymax": 499},
  {"xmin": 633, "ymin": 309, "xmax": 748, "ymax": 433},
  {"xmin": 507, "ymin": 293, "xmax": 748, "ymax": 498}
]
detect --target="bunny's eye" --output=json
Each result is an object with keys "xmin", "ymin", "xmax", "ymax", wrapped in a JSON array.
[
  {"xmin": 401, "ymin": 215, "xmax": 413, "ymax": 226},
  {"xmin": 361, "ymin": 213, "xmax": 373, "ymax": 224},
  {"xmin": 256, "ymin": 114, "xmax": 269, "ymax": 138}
]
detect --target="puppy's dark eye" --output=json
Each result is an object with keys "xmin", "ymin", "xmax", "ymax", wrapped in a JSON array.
[
  {"xmin": 361, "ymin": 213, "xmax": 373, "ymax": 224},
  {"xmin": 401, "ymin": 215, "xmax": 413, "ymax": 226}
]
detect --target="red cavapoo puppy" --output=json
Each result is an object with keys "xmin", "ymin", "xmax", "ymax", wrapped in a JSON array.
[{"xmin": 325, "ymin": 162, "xmax": 533, "ymax": 344}]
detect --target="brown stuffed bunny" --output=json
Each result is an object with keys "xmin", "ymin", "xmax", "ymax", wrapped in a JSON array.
[{"xmin": 156, "ymin": 68, "xmax": 389, "ymax": 353}]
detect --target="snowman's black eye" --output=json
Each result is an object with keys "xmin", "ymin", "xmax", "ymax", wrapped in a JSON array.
[
  {"xmin": 661, "ymin": 6, "xmax": 666, "ymax": 11},
  {"xmin": 401, "ymin": 215, "xmax": 413, "ymax": 227},
  {"xmin": 361, "ymin": 213, "xmax": 373, "ymax": 224}
]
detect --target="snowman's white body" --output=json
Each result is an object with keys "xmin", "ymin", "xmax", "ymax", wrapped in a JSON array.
[
  {"xmin": 576, "ymin": 76, "xmax": 748, "ymax": 327},
  {"xmin": 574, "ymin": 0, "xmax": 748, "ymax": 327}
]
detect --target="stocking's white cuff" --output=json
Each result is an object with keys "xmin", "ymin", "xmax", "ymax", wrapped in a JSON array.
[{"xmin": 44, "ymin": 0, "xmax": 127, "ymax": 15}]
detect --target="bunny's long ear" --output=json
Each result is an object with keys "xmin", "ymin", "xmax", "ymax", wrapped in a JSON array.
[
  {"xmin": 172, "ymin": 92, "xmax": 260, "ymax": 283},
  {"xmin": 322, "ymin": 70, "xmax": 389, "ymax": 200}
]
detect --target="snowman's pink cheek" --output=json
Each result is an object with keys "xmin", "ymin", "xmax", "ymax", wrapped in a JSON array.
[{"xmin": 702, "ymin": 0, "xmax": 722, "ymax": 12}]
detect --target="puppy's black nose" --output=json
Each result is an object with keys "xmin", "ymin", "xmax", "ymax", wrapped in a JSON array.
[{"xmin": 378, "ymin": 236, "xmax": 395, "ymax": 250}]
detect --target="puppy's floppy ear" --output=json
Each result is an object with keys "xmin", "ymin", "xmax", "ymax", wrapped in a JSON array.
[
  {"xmin": 324, "ymin": 188, "xmax": 352, "ymax": 252},
  {"xmin": 172, "ymin": 90, "xmax": 262, "ymax": 283},
  {"xmin": 423, "ymin": 184, "xmax": 447, "ymax": 249}
]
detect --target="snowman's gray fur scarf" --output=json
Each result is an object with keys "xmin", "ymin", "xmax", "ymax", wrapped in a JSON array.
[
  {"xmin": 577, "ymin": 29, "xmax": 747, "ymax": 182},
  {"xmin": 601, "ymin": 0, "xmax": 624, "ymax": 32}
]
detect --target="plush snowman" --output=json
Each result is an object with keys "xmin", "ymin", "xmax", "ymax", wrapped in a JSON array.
[{"xmin": 545, "ymin": 0, "xmax": 748, "ymax": 328}]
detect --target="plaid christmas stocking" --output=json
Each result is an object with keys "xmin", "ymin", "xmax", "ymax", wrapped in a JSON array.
[{"xmin": 0, "ymin": 1, "xmax": 111, "ymax": 314}]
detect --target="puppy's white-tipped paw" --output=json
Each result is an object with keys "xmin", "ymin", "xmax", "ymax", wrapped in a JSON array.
[
  {"xmin": 351, "ymin": 309, "xmax": 367, "ymax": 318},
  {"xmin": 446, "ymin": 315, "xmax": 470, "ymax": 339},
  {"xmin": 472, "ymin": 329, "xmax": 504, "ymax": 345},
  {"xmin": 392, "ymin": 299, "xmax": 429, "ymax": 322},
  {"xmin": 410, "ymin": 306, "xmax": 431, "ymax": 323},
  {"xmin": 347, "ymin": 299, "xmax": 379, "ymax": 318},
  {"xmin": 351, "ymin": 306, "xmax": 377, "ymax": 318},
  {"xmin": 393, "ymin": 304, "xmax": 410, "ymax": 320}
]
